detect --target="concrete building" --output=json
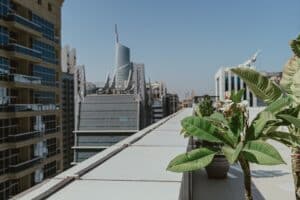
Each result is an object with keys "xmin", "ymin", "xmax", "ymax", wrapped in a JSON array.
[
  {"xmin": 73, "ymin": 26, "xmax": 149, "ymax": 163},
  {"xmin": 148, "ymin": 81, "xmax": 167, "ymax": 122},
  {"xmin": 73, "ymin": 94, "xmax": 140, "ymax": 163},
  {"xmin": 0, "ymin": 0, "xmax": 64, "ymax": 198},
  {"xmin": 165, "ymin": 93, "xmax": 179, "ymax": 115},
  {"xmin": 61, "ymin": 72, "xmax": 74, "ymax": 170}
]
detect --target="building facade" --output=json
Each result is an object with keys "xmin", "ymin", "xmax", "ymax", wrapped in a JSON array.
[
  {"xmin": 0, "ymin": 0, "xmax": 64, "ymax": 198},
  {"xmin": 73, "ymin": 94, "xmax": 140, "ymax": 163},
  {"xmin": 61, "ymin": 72, "xmax": 74, "ymax": 170}
]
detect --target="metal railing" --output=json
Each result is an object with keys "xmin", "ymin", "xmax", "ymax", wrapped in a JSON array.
[
  {"xmin": 0, "ymin": 104, "xmax": 58, "ymax": 112},
  {"xmin": 9, "ymin": 157, "xmax": 41, "ymax": 173},
  {"xmin": 12, "ymin": 73, "xmax": 42, "ymax": 85},
  {"xmin": 5, "ymin": 43, "xmax": 42, "ymax": 59},
  {"xmin": 6, "ymin": 13, "xmax": 42, "ymax": 33},
  {"xmin": 8, "ymin": 130, "xmax": 41, "ymax": 142}
]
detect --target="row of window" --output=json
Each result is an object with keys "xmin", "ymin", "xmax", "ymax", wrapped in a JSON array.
[
  {"xmin": 33, "ymin": 65, "xmax": 55, "ymax": 86},
  {"xmin": 0, "ymin": 0, "xmax": 10, "ymax": 18},
  {"xmin": 31, "ymin": 13, "xmax": 55, "ymax": 41},
  {"xmin": 0, "ymin": 57, "xmax": 9, "ymax": 73},
  {"xmin": 32, "ymin": 40, "xmax": 56, "ymax": 64},
  {"xmin": 0, "ymin": 26, "xmax": 8, "ymax": 45},
  {"xmin": 33, "ymin": 91, "xmax": 55, "ymax": 104}
]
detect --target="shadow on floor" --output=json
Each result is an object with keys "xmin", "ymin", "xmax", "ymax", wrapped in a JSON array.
[
  {"xmin": 251, "ymin": 169, "xmax": 290, "ymax": 178},
  {"xmin": 192, "ymin": 165, "xmax": 265, "ymax": 200}
]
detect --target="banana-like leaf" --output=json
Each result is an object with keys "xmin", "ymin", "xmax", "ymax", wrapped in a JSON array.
[
  {"xmin": 280, "ymin": 56, "xmax": 300, "ymax": 94},
  {"xmin": 230, "ymin": 89, "xmax": 245, "ymax": 103},
  {"xmin": 291, "ymin": 69, "xmax": 300, "ymax": 104},
  {"xmin": 249, "ymin": 111, "xmax": 277, "ymax": 139},
  {"xmin": 231, "ymin": 67, "xmax": 282, "ymax": 104},
  {"xmin": 278, "ymin": 114, "xmax": 300, "ymax": 129},
  {"xmin": 242, "ymin": 140, "xmax": 285, "ymax": 165},
  {"xmin": 264, "ymin": 95, "xmax": 293, "ymax": 114},
  {"xmin": 222, "ymin": 142, "xmax": 243, "ymax": 164},
  {"xmin": 181, "ymin": 116, "xmax": 222, "ymax": 143},
  {"xmin": 204, "ymin": 111, "xmax": 228, "ymax": 126},
  {"xmin": 267, "ymin": 131, "xmax": 300, "ymax": 147},
  {"xmin": 167, "ymin": 148, "xmax": 217, "ymax": 172}
]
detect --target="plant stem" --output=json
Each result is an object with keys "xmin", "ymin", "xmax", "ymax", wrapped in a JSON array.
[
  {"xmin": 239, "ymin": 156, "xmax": 253, "ymax": 200},
  {"xmin": 291, "ymin": 147, "xmax": 300, "ymax": 200}
]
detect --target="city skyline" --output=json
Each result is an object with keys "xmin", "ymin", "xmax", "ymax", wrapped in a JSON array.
[{"xmin": 62, "ymin": 0, "xmax": 300, "ymax": 97}]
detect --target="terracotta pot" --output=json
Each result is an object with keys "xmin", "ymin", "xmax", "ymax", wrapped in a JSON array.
[{"xmin": 205, "ymin": 155, "xmax": 230, "ymax": 179}]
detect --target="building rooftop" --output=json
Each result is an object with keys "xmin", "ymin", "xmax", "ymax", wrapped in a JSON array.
[{"xmin": 13, "ymin": 108, "xmax": 294, "ymax": 200}]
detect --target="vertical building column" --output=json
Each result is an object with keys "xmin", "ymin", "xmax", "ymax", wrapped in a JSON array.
[
  {"xmin": 228, "ymin": 70, "xmax": 232, "ymax": 94},
  {"xmin": 234, "ymin": 74, "xmax": 238, "ymax": 92},
  {"xmin": 220, "ymin": 69, "xmax": 225, "ymax": 101},
  {"xmin": 253, "ymin": 94, "xmax": 257, "ymax": 107},
  {"xmin": 246, "ymin": 87, "xmax": 250, "ymax": 104}
]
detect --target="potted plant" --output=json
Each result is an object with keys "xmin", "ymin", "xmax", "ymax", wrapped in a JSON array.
[
  {"xmin": 230, "ymin": 34, "xmax": 300, "ymax": 199},
  {"xmin": 167, "ymin": 86, "xmax": 300, "ymax": 200}
]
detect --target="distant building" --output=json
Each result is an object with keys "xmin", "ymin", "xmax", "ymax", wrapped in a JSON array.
[
  {"xmin": 165, "ymin": 93, "xmax": 179, "ymax": 115},
  {"xmin": 213, "ymin": 51, "xmax": 281, "ymax": 107},
  {"xmin": 73, "ymin": 26, "xmax": 150, "ymax": 163},
  {"xmin": 148, "ymin": 81, "xmax": 167, "ymax": 122},
  {"xmin": 73, "ymin": 94, "xmax": 140, "ymax": 162}
]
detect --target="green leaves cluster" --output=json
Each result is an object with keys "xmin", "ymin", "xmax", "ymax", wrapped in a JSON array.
[{"xmin": 167, "ymin": 34, "xmax": 300, "ymax": 174}]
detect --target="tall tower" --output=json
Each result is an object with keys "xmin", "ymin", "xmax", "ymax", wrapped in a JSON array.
[{"xmin": 114, "ymin": 25, "xmax": 132, "ymax": 90}]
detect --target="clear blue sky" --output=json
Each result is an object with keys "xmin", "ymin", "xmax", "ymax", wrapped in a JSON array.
[{"xmin": 62, "ymin": 0, "xmax": 300, "ymax": 97}]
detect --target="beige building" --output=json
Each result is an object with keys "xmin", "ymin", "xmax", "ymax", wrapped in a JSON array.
[{"xmin": 0, "ymin": 0, "xmax": 64, "ymax": 198}]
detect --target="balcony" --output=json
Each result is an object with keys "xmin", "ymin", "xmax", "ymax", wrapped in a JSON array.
[
  {"xmin": 8, "ymin": 130, "xmax": 41, "ymax": 142},
  {"xmin": 0, "ymin": 104, "xmax": 58, "ymax": 112},
  {"xmin": 12, "ymin": 74, "xmax": 42, "ymax": 85},
  {"xmin": 5, "ymin": 13, "xmax": 42, "ymax": 36},
  {"xmin": 9, "ymin": 157, "xmax": 41, "ymax": 173},
  {"xmin": 47, "ymin": 149, "xmax": 61, "ymax": 158},
  {"xmin": 5, "ymin": 43, "xmax": 42, "ymax": 63}
]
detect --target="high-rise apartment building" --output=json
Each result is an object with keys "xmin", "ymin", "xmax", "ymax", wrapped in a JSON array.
[{"xmin": 0, "ymin": 0, "xmax": 64, "ymax": 198}]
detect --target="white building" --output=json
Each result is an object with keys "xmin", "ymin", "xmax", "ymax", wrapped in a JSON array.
[{"xmin": 215, "ymin": 52, "xmax": 264, "ymax": 107}]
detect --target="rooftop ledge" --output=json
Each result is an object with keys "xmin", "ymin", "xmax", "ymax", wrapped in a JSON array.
[{"xmin": 13, "ymin": 108, "xmax": 294, "ymax": 200}]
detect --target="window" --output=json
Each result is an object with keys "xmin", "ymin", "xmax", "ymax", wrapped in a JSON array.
[
  {"xmin": 0, "ymin": 26, "xmax": 8, "ymax": 46},
  {"xmin": 0, "ymin": 0, "xmax": 10, "ymax": 17},
  {"xmin": 33, "ymin": 65, "xmax": 55, "ymax": 86},
  {"xmin": 31, "ymin": 13, "xmax": 55, "ymax": 41},
  {"xmin": 48, "ymin": 3, "xmax": 52, "ymax": 11},
  {"xmin": 37, "ymin": 0, "xmax": 42, "ymax": 5},
  {"xmin": 32, "ymin": 40, "xmax": 56, "ymax": 64}
]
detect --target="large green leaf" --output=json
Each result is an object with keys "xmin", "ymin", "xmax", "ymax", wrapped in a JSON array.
[
  {"xmin": 181, "ymin": 116, "xmax": 222, "ymax": 143},
  {"xmin": 264, "ymin": 95, "xmax": 293, "ymax": 114},
  {"xmin": 231, "ymin": 67, "xmax": 282, "ymax": 104},
  {"xmin": 167, "ymin": 148, "xmax": 217, "ymax": 172},
  {"xmin": 266, "ymin": 131, "xmax": 300, "ymax": 147},
  {"xmin": 249, "ymin": 111, "xmax": 277, "ymax": 139},
  {"xmin": 222, "ymin": 142, "xmax": 243, "ymax": 164},
  {"xmin": 278, "ymin": 114, "xmax": 300, "ymax": 129},
  {"xmin": 280, "ymin": 56, "xmax": 300, "ymax": 94},
  {"xmin": 242, "ymin": 140, "xmax": 285, "ymax": 165}
]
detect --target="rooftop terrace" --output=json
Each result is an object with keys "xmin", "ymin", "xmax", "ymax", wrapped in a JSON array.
[{"xmin": 14, "ymin": 108, "xmax": 294, "ymax": 200}]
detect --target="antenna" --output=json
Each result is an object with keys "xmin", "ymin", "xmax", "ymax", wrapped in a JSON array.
[{"xmin": 115, "ymin": 24, "xmax": 119, "ymax": 43}]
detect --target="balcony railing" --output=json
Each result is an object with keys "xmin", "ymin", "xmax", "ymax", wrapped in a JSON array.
[
  {"xmin": 0, "ymin": 73, "xmax": 43, "ymax": 86},
  {"xmin": 8, "ymin": 130, "xmax": 41, "ymax": 142},
  {"xmin": 9, "ymin": 157, "xmax": 41, "ymax": 173},
  {"xmin": 6, "ymin": 13, "xmax": 42, "ymax": 33},
  {"xmin": 5, "ymin": 43, "xmax": 42, "ymax": 60},
  {"xmin": 45, "ymin": 126, "xmax": 60, "ymax": 134},
  {"xmin": 12, "ymin": 74, "xmax": 42, "ymax": 85},
  {"xmin": 0, "ymin": 104, "xmax": 58, "ymax": 112}
]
